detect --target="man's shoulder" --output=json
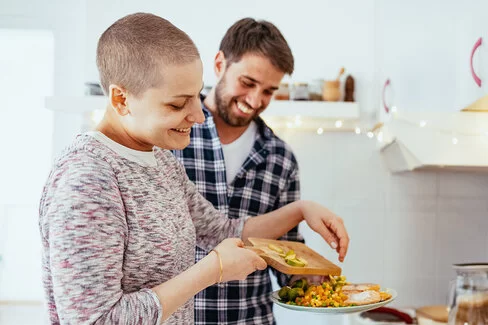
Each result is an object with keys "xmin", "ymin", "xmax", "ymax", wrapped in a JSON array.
[{"xmin": 258, "ymin": 120, "xmax": 297, "ymax": 161}]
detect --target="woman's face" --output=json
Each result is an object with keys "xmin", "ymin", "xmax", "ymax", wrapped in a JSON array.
[{"xmin": 114, "ymin": 58, "xmax": 205, "ymax": 150}]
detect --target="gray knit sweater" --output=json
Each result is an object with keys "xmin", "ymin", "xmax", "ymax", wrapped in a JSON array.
[{"xmin": 39, "ymin": 134, "xmax": 245, "ymax": 325}]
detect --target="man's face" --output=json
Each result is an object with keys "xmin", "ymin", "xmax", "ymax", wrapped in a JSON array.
[
  {"xmin": 120, "ymin": 59, "xmax": 205, "ymax": 150},
  {"xmin": 214, "ymin": 53, "xmax": 285, "ymax": 127}
]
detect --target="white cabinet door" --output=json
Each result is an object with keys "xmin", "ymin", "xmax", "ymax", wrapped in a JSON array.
[
  {"xmin": 376, "ymin": 0, "xmax": 460, "ymax": 118},
  {"xmin": 453, "ymin": 2, "xmax": 488, "ymax": 110}
]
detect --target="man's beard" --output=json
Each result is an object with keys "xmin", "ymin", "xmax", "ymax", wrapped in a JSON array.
[{"xmin": 214, "ymin": 78, "xmax": 255, "ymax": 127}]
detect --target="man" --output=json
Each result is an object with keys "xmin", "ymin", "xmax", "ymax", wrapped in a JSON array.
[{"xmin": 173, "ymin": 18, "xmax": 346, "ymax": 325}]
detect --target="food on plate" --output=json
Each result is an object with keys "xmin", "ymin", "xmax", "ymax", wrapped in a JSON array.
[
  {"xmin": 342, "ymin": 283, "xmax": 381, "ymax": 292},
  {"xmin": 267, "ymin": 244, "xmax": 308, "ymax": 267},
  {"xmin": 277, "ymin": 275, "xmax": 392, "ymax": 308}
]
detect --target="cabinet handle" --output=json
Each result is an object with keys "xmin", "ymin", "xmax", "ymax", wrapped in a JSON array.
[
  {"xmin": 470, "ymin": 37, "xmax": 482, "ymax": 87},
  {"xmin": 382, "ymin": 78, "xmax": 391, "ymax": 113}
]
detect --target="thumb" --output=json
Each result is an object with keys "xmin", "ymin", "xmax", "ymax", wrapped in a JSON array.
[{"xmin": 255, "ymin": 256, "xmax": 267, "ymax": 270}]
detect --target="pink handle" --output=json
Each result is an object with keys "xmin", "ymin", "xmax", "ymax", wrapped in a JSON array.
[
  {"xmin": 382, "ymin": 79, "xmax": 391, "ymax": 113},
  {"xmin": 470, "ymin": 37, "xmax": 482, "ymax": 87}
]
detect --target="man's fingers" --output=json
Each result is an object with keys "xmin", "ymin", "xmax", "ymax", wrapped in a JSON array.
[
  {"xmin": 313, "ymin": 221, "xmax": 340, "ymax": 251},
  {"xmin": 325, "ymin": 218, "xmax": 349, "ymax": 262}
]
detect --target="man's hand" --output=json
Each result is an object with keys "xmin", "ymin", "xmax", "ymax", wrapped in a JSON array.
[{"xmin": 299, "ymin": 201, "xmax": 349, "ymax": 262}]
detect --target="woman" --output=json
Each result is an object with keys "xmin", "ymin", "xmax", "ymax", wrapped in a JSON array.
[{"xmin": 39, "ymin": 13, "xmax": 349, "ymax": 325}]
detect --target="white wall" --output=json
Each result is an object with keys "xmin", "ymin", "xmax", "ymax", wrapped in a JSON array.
[
  {"xmin": 83, "ymin": 0, "xmax": 377, "ymax": 116},
  {"xmin": 0, "ymin": 0, "xmax": 87, "ymax": 301},
  {"xmin": 270, "ymin": 131, "xmax": 488, "ymax": 323}
]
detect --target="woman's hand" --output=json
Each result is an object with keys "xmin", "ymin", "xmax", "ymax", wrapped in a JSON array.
[
  {"xmin": 212, "ymin": 238, "xmax": 267, "ymax": 283},
  {"xmin": 300, "ymin": 201, "xmax": 349, "ymax": 262}
]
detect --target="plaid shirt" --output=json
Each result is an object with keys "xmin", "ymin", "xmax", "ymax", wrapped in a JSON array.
[{"xmin": 173, "ymin": 99, "xmax": 303, "ymax": 325}]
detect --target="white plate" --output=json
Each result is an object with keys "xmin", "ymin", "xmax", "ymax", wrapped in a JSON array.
[{"xmin": 271, "ymin": 288, "xmax": 397, "ymax": 314}]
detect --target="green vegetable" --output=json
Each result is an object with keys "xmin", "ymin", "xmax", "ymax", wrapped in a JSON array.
[{"xmin": 278, "ymin": 286, "xmax": 291, "ymax": 300}]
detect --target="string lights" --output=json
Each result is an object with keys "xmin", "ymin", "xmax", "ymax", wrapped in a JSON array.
[{"xmin": 90, "ymin": 104, "xmax": 488, "ymax": 147}]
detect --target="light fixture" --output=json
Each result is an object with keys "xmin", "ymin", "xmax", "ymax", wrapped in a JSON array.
[
  {"xmin": 355, "ymin": 127, "xmax": 361, "ymax": 134},
  {"xmin": 452, "ymin": 137, "xmax": 459, "ymax": 145},
  {"xmin": 367, "ymin": 132, "xmax": 374, "ymax": 138},
  {"xmin": 391, "ymin": 106, "xmax": 398, "ymax": 113},
  {"xmin": 419, "ymin": 120, "xmax": 427, "ymax": 127},
  {"xmin": 335, "ymin": 120, "xmax": 343, "ymax": 128},
  {"xmin": 317, "ymin": 128, "xmax": 324, "ymax": 135}
]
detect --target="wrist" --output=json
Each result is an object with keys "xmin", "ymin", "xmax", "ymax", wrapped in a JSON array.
[
  {"xmin": 201, "ymin": 250, "xmax": 221, "ymax": 286},
  {"xmin": 296, "ymin": 200, "xmax": 307, "ymax": 222},
  {"xmin": 211, "ymin": 249, "xmax": 223, "ymax": 283}
]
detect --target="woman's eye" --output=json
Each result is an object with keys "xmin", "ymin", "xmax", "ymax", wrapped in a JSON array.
[
  {"xmin": 170, "ymin": 103, "xmax": 185, "ymax": 110},
  {"xmin": 242, "ymin": 81, "xmax": 253, "ymax": 88}
]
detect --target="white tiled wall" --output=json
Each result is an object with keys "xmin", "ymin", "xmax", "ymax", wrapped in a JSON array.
[{"xmin": 271, "ymin": 131, "xmax": 488, "ymax": 323}]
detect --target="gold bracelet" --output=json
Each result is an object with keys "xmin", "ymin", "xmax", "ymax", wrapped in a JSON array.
[{"xmin": 212, "ymin": 249, "xmax": 223, "ymax": 283}]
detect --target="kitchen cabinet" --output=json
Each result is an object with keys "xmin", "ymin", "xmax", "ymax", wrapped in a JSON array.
[
  {"xmin": 453, "ymin": 2, "xmax": 488, "ymax": 110},
  {"xmin": 376, "ymin": 1, "xmax": 488, "ymax": 118},
  {"xmin": 376, "ymin": 0, "xmax": 460, "ymax": 116}
]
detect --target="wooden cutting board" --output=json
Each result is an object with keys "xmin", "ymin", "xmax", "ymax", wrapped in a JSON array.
[{"xmin": 246, "ymin": 237, "xmax": 342, "ymax": 276}]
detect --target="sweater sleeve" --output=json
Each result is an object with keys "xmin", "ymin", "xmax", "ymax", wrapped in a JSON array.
[
  {"xmin": 170, "ymin": 156, "xmax": 248, "ymax": 251},
  {"xmin": 39, "ymin": 151, "xmax": 162, "ymax": 325}
]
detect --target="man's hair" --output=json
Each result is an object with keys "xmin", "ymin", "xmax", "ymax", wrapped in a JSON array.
[
  {"xmin": 97, "ymin": 13, "xmax": 200, "ymax": 96},
  {"xmin": 219, "ymin": 18, "xmax": 294, "ymax": 75}
]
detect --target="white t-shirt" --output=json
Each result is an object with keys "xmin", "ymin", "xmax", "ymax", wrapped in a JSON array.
[
  {"xmin": 221, "ymin": 121, "xmax": 258, "ymax": 184},
  {"xmin": 86, "ymin": 131, "xmax": 157, "ymax": 167}
]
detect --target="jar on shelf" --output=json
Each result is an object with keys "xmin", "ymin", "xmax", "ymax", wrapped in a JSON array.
[
  {"xmin": 274, "ymin": 82, "xmax": 290, "ymax": 100},
  {"xmin": 291, "ymin": 82, "xmax": 309, "ymax": 101},
  {"xmin": 322, "ymin": 80, "xmax": 341, "ymax": 101},
  {"xmin": 309, "ymin": 79, "xmax": 324, "ymax": 101}
]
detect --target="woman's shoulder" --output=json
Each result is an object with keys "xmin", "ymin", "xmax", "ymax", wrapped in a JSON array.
[{"xmin": 53, "ymin": 134, "xmax": 116, "ymax": 173}]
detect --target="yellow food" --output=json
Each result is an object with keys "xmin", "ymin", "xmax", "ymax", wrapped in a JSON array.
[
  {"xmin": 268, "ymin": 244, "xmax": 284, "ymax": 254},
  {"xmin": 267, "ymin": 245, "xmax": 308, "ymax": 267}
]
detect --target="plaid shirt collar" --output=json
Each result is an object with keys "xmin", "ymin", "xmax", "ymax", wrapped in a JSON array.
[{"xmin": 199, "ymin": 99, "xmax": 274, "ymax": 179}]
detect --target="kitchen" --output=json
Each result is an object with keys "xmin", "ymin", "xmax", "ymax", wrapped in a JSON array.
[{"xmin": 1, "ymin": 0, "xmax": 487, "ymax": 324}]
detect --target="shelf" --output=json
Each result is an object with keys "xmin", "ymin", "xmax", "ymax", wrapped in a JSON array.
[
  {"xmin": 263, "ymin": 100, "xmax": 359, "ymax": 120},
  {"xmin": 45, "ymin": 96, "xmax": 107, "ymax": 113},
  {"xmin": 45, "ymin": 96, "xmax": 360, "ymax": 118}
]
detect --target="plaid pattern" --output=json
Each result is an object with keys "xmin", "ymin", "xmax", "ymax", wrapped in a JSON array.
[{"xmin": 173, "ymin": 99, "xmax": 303, "ymax": 325}]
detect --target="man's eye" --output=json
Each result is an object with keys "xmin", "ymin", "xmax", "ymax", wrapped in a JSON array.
[{"xmin": 242, "ymin": 81, "xmax": 253, "ymax": 88}]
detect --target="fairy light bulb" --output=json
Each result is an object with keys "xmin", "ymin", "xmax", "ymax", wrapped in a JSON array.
[
  {"xmin": 317, "ymin": 128, "xmax": 324, "ymax": 135},
  {"xmin": 355, "ymin": 127, "xmax": 361, "ymax": 134},
  {"xmin": 294, "ymin": 115, "xmax": 302, "ymax": 127}
]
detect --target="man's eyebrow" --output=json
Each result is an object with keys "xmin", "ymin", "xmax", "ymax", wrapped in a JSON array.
[{"xmin": 242, "ymin": 76, "xmax": 278, "ymax": 90}]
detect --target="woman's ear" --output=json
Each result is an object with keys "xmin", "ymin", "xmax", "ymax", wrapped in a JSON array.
[
  {"xmin": 108, "ymin": 84, "xmax": 130, "ymax": 116},
  {"xmin": 214, "ymin": 51, "xmax": 227, "ymax": 79}
]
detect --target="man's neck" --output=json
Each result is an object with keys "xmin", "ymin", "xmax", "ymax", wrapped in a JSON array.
[{"xmin": 204, "ymin": 90, "xmax": 249, "ymax": 145}]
